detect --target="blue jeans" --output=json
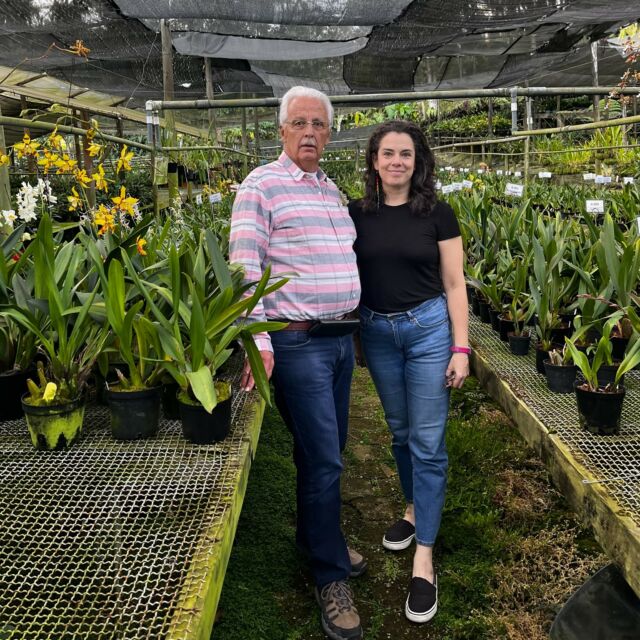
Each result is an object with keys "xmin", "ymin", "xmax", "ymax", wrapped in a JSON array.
[
  {"xmin": 271, "ymin": 330, "xmax": 354, "ymax": 587},
  {"xmin": 359, "ymin": 296, "xmax": 451, "ymax": 546}
]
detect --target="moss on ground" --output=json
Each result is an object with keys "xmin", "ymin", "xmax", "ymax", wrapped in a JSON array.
[{"xmin": 213, "ymin": 371, "xmax": 606, "ymax": 639}]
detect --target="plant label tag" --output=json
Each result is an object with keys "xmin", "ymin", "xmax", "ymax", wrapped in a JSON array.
[
  {"xmin": 623, "ymin": 176, "xmax": 634, "ymax": 184},
  {"xmin": 538, "ymin": 171, "xmax": 552, "ymax": 178},
  {"xmin": 195, "ymin": 194, "xmax": 203, "ymax": 205},
  {"xmin": 462, "ymin": 180, "xmax": 473, "ymax": 189},
  {"xmin": 496, "ymin": 169, "xmax": 504, "ymax": 175},
  {"xmin": 637, "ymin": 216, "xmax": 640, "ymax": 234},
  {"xmin": 594, "ymin": 175, "xmax": 612, "ymax": 184},
  {"xmin": 452, "ymin": 182, "xmax": 464, "ymax": 191},
  {"xmin": 505, "ymin": 183, "xmax": 524, "ymax": 197},
  {"xmin": 477, "ymin": 169, "xmax": 484, "ymax": 174},
  {"xmin": 444, "ymin": 166, "xmax": 453, "ymax": 171},
  {"xmin": 209, "ymin": 192, "xmax": 222, "ymax": 203},
  {"xmin": 442, "ymin": 184, "xmax": 455, "ymax": 194},
  {"xmin": 436, "ymin": 181, "xmax": 442, "ymax": 190},
  {"xmin": 585, "ymin": 199, "xmax": 604, "ymax": 214},
  {"xmin": 583, "ymin": 173, "xmax": 596, "ymax": 181},
  {"xmin": 514, "ymin": 171, "xmax": 522, "ymax": 177}
]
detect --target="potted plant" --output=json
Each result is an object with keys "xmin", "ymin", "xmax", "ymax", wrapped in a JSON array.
[
  {"xmin": 503, "ymin": 255, "xmax": 533, "ymax": 353},
  {"xmin": 125, "ymin": 231, "xmax": 288, "ymax": 444},
  {"xmin": 543, "ymin": 345, "xmax": 576, "ymax": 393},
  {"xmin": 1, "ymin": 215, "xmax": 109, "ymax": 448},
  {"xmin": 89, "ymin": 254, "xmax": 165, "ymax": 440},
  {"xmin": 565, "ymin": 325, "xmax": 640, "ymax": 435}
]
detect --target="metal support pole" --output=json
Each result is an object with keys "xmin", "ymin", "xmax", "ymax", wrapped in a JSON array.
[
  {"xmin": 253, "ymin": 106, "xmax": 261, "ymax": 159},
  {"xmin": 80, "ymin": 110, "xmax": 95, "ymax": 208},
  {"xmin": 354, "ymin": 143, "xmax": 360, "ymax": 172},
  {"xmin": 204, "ymin": 57, "xmax": 218, "ymax": 142},
  {"xmin": 161, "ymin": 18, "xmax": 178, "ymax": 201},
  {"xmin": 487, "ymin": 98, "xmax": 493, "ymax": 136},
  {"xmin": 524, "ymin": 97, "xmax": 532, "ymax": 192},
  {"xmin": 20, "ymin": 95, "xmax": 37, "ymax": 175},
  {"xmin": 240, "ymin": 82, "xmax": 248, "ymax": 177},
  {"xmin": 0, "ymin": 105, "xmax": 11, "ymax": 211}
]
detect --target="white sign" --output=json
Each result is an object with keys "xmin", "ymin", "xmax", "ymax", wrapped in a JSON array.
[
  {"xmin": 452, "ymin": 182, "xmax": 464, "ymax": 191},
  {"xmin": 583, "ymin": 173, "xmax": 596, "ymax": 181},
  {"xmin": 623, "ymin": 177, "xmax": 634, "ymax": 185},
  {"xmin": 195, "ymin": 194, "xmax": 203, "ymax": 205},
  {"xmin": 595, "ymin": 175, "xmax": 612, "ymax": 184},
  {"xmin": 514, "ymin": 171, "xmax": 522, "ymax": 177},
  {"xmin": 435, "ymin": 181, "xmax": 442, "ymax": 190},
  {"xmin": 209, "ymin": 192, "xmax": 222, "ymax": 203},
  {"xmin": 505, "ymin": 183, "xmax": 524, "ymax": 197},
  {"xmin": 496, "ymin": 170, "xmax": 503, "ymax": 175},
  {"xmin": 477, "ymin": 169, "xmax": 484, "ymax": 174},
  {"xmin": 586, "ymin": 199, "xmax": 604, "ymax": 214},
  {"xmin": 462, "ymin": 179, "xmax": 473, "ymax": 189},
  {"xmin": 538, "ymin": 171, "xmax": 552, "ymax": 178},
  {"xmin": 442, "ymin": 184, "xmax": 455, "ymax": 194},
  {"xmin": 637, "ymin": 216, "xmax": 640, "ymax": 234}
]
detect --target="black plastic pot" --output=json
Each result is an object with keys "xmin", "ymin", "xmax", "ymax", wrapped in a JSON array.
[
  {"xmin": 597, "ymin": 363, "xmax": 624, "ymax": 388},
  {"xmin": 544, "ymin": 361, "xmax": 577, "ymax": 393},
  {"xmin": 161, "ymin": 382, "xmax": 181, "ymax": 420},
  {"xmin": 610, "ymin": 337, "xmax": 629, "ymax": 361},
  {"xmin": 21, "ymin": 395, "xmax": 85, "ymax": 450},
  {"xmin": 508, "ymin": 332, "xmax": 531, "ymax": 356},
  {"xmin": 179, "ymin": 393, "xmax": 232, "ymax": 444},
  {"xmin": 106, "ymin": 386, "xmax": 161, "ymax": 440},
  {"xmin": 575, "ymin": 383, "xmax": 625, "ymax": 435},
  {"xmin": 478, "ymin": 299, "xmax": 491, "ymax": 323},
  {"xmin": 550, "ymin": 323, "xmax": 572, "ymax": 344},
  {"xmin": 498, "ymin": 315, "xmax": 515, "ymax": 342},
  {"xmin": 535, "ymin": 345, "xmax": 555, "ymax": 375},
  {"xmin": 0, "ymin": 368, "xmax": 33, "ymax": 420},
  {"xmin": 489, "ymin": 307, "xmax": 501, "ymax": 332},
  {"xmin": 94, "ymin": 362, "xmax": 130, "ymax": 406},
  {"xmin": 471, "ymin": 292, "xmax": 480, "ymax": 316}
]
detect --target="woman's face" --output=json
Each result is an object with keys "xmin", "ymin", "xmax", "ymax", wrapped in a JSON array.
[{"xmin": 373, "ymin": 132, "xmax": 415, "ymax": 192}]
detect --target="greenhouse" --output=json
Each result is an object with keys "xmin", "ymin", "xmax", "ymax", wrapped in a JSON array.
[{"xmin": 1, "ymin": 2, "xmax": 640, "ymax": 639}]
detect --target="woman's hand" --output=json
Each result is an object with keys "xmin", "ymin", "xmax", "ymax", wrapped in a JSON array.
[{"xmin": 445, "ymin": 353, "xmax": 469, "ymax": 388}]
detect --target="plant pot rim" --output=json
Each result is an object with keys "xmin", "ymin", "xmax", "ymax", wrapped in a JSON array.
[
  {"xmin": 106, "ymin": 384, "xmax": 162, "ymax": 395},
  {"xmin": 574, "ymin": 381, "xmax": 625, "ymax": 395},
  {"xmin": 21, "ymin": 393, "xmax": 84, "ymax": 413},
  {"xmin": 543, "ymin": 359, "xmax": 575, "ymax": 368}
]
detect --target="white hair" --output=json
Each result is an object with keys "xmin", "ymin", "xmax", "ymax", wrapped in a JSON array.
[{"xmin": 279, "ymin": 86, "xmax": 334, "ymax": 126}]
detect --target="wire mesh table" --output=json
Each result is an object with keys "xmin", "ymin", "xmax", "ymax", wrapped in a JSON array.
[
  {"xmin": 470, "ymin": 316, "xmax": 640, "ymax": 598},
  {"xmin": 0, "ymin": 362, "xmax": 264, "ymax": 639}
]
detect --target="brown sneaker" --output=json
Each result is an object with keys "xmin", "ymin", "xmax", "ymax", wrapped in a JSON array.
[
  {"xmin": 348, "ymin": 548, "xmax": 367, "ymax": 578},
  {"xmin": 315, "ymin": 580, "xmax": 362, "ymax": 640}
]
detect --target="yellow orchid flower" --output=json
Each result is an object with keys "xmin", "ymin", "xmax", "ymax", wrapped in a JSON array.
[
  {"xmin": 0, "ymin": 153, "xmax": 10, "ymax": 167},
  {"xmin": 55, "ymin": 153, "xmax": 77, "ymax": 174},
  {"xmin": 47, "ymin": 129, "xmax": 66, "ymax": 151},
  {"xmin": 116, "ymin": 145, "xmax": 134, "ymax": 173},
  {"xmin": 74, "ymin": 168, "xmax": 92, "ymax": 186},
  {"xmin": 136, "ymin": 236, "xmax": 147, "ymax": 256},
  {"xmin": 67, "ymin": 186, "xmax": 82, "ymax": 211},
  {"xmin": 94, "ymin": 205, "xmax": 116, "ymax": 235},
  {"xmin": 37, "ymin": 150, "xmax": 59, "ymax": 174},
  {"xmin": 91, "ymin": 164, "xmax": 108, "ymax": 191},
  {"xmin": 111, "ymin": 186, "xmax": 138, "ymax": 215},
  {"xmin": 14, "ymin": 133, "xmax": 40, "ymax": 159},
  {"xmin": 87, "ymin": 141, "xmax": 103, "ymax": 157}
]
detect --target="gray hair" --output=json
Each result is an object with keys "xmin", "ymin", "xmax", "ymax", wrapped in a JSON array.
[{"xmin": 279, "ymin": 86, "xmax": 334, "ymax": 127}]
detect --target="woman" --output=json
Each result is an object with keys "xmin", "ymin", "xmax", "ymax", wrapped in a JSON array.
[{"xmin": 348, "ymin": 120, "xmax": 469, "ymax": 623}]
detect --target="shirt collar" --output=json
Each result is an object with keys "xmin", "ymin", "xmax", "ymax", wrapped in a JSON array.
[{"xmin": 279, "ymin": 151, "xmax": 328, "ymax": 183}]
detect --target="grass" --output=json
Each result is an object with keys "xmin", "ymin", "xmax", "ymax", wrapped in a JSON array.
[{"xmin": 213, "ymin": 371, "xmax": 606, "ymax": 639}]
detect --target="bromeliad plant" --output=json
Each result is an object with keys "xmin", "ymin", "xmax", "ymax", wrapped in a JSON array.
[{"xmin": 125, "ymin": 229, "xmax": 288, "ymax": 413}]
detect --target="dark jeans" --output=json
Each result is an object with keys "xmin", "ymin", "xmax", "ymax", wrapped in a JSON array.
[{"xmin": 271, "ymin": 330, "xmax": 354, "ymax": 587}]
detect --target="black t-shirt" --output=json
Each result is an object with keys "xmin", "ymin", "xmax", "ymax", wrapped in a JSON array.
[{"xmin": 348, "ymin": 199, "xmax": 460, "ymax": 313}]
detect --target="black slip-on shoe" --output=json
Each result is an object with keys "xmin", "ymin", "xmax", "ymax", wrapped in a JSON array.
[
  {"xmin": 405, "ymin": 575, "xmax": 438, "ymax": 623},
  {"xmin": 382, "ymin": 518, "xmax": 415, "ymax": 551}
]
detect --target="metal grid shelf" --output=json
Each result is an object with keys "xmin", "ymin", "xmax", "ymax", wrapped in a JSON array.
[
  {"xmin": 0, "ymin": 360, "xmax": 263, "ymax": 639},
  {"xmin": 470, "ymin": 319, "xmax": 640, "ymax": 525}
]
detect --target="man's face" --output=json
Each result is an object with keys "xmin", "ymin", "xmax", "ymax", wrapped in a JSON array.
[{"xmin": 280, "ymin": 96, "xmax": 331, "ymax": 172}]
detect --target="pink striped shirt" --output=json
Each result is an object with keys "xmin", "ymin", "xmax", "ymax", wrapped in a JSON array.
[{"xmin": 229, "ymin": 152, "xmax": 361, "ymax": 351}]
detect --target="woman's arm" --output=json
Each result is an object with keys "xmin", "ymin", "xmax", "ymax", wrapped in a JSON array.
[{"xmin": 439, "ymin": 236, "xmax": 469, "ymax": 388}]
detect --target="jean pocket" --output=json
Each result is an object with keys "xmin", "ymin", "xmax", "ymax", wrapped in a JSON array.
[
  {"xmin": 411, "ymin": 298, "xmax": 449, "ymax": 329},
  {"xmin": 272, "ymin": 331, "xmax": 311, "ymax": 350}
]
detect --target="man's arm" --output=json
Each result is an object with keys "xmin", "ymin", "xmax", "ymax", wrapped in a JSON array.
[{"xmin": 229, "ymin": 177, "xmax": 274, "ymax": 391}]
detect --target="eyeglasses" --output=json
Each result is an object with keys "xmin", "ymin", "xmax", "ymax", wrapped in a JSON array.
[{"xmin": 285, "ymin": 119, "xmax": 330, "ymax": 131}]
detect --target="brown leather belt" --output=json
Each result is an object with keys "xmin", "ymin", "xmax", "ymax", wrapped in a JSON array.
[{"xmin": 279, "ymin": 320, "xmax": 315, "ymax": 331}]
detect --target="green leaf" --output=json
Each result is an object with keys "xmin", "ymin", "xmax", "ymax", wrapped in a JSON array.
[{"xmin": 186, "ymin": 365, "xmax": 217, "ymax": 413}]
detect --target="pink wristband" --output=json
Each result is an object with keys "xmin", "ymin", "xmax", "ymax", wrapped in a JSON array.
[{"xmin": 450, "ymin": 346, "xmax": 471, "ymax": 355}]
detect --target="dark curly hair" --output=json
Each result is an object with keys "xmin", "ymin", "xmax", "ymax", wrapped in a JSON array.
[{"xmin": 361, "ymin": 120, "xmax": 436, "ymax": 216}]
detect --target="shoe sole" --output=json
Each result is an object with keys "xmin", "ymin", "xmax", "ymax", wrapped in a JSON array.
[
  {"xmin": 320, "ymin": 615, "xmax": 362, "ymax": 640},
  {"xmin": 382, "ymin": 533, "xmax": 415, "ymax": 551},
  {"xmin": 405, "ymin": 598, "xmax": 437, "ymax": 623},
  {"xmin": 349, "ymin": 561, "xmax": 368, "ymax": 578}
]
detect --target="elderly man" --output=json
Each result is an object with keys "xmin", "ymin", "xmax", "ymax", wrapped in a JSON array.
[{"xmin": 229, "ymin": 86, "xmax": 363, "ymax": 640}]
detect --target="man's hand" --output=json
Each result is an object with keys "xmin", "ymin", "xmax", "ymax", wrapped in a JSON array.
[{"xmin": 241, "ymin": 350, "xmax": 275, "ymax": 392}]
